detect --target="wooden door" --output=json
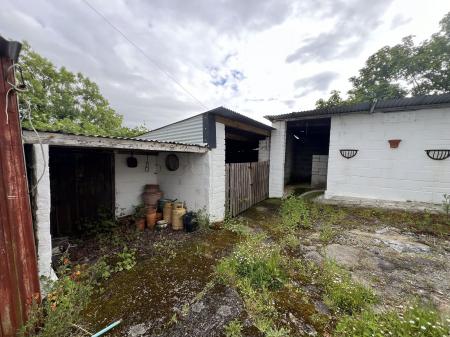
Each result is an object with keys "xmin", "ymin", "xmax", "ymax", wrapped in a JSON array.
[
  {"xmin": 225, "ymin": 161, "xmax": 269, "ymax": 217},
  {"xmin": 49, "ymin": 147, "xmax": 114, "ymax": 236}
]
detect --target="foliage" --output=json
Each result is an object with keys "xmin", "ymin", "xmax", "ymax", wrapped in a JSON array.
[
  {"xmin": 315, "ymin": 90, "xmax": 345, "ymax": 109},
  {"xmin": 19, "ymin": 258, "xmax": 93, "ymax": 337},
  {"xmin": 316, "ymin": 12, "xmax": 450, "ymax": 108},
  {"xmin": 18, "ymin": 42, "xmax": 147, "ymax": 137},
  {"xmin": 319, "ymin": 224, "xmax": 339, "ymax": 244},
  {"xmin": 223, "ymin": 216, "xmax": 251, "ymax": 236},
  {"xmin": 280, "ymin": 196, "xmax": 311, "ymax": 230},
  {"xmin": 216, "ymin": 235, "xmax": 286, "ymax": 290},
  {"xmin": 79, "ymin": 209, "xmax": 118, "ymax": 236},
  {"xmin": 335, "ymin": 302, "xmax": 450, "ymax": 337},
  {"xmin": 20, "ymin": 244, "xmax": 137, "ymax": 336},
  {"xmin": 195, "ymin": 208, "xmax": 211, "ymax": 229},
  {"xmin": 224, "ymin": 319, "xmax": 243, "ymax": 337},
  {"xmin": 114, "ymin": 246, "xmax": 137, "ymax": 272},
  {"xmin": 237, "ymin": 279, "xmax": 290, "ymax": 337},
  {"xmin": 132, "ymin": 204, "xmax": 147, "ymax": 220},
  {"xmin": 319, "ymin": 260, "xmax": 377, "ymax": 315}
]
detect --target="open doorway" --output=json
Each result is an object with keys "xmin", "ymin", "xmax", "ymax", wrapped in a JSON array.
[
  {"xmin": 285, "ymin": 118, "xmax": 330, "ymax": 191},
  {"xmin": 225, "ymin": 126, "xmax": 264, "ymax": 163},
  {"xmin": 49, "ymin": 147, "xmax": 115, "ymax": 237}
]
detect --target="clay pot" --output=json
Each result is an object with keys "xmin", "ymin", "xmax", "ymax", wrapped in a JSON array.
[
  {"xmin": 142, "ymin": 190, "xmax": 163, "ymax": 207},
  {"xmin": 146, "ymin": 207, "xmax": 157, "ymax": 230},
  {"xmin": 144, "ymin": 184, "xmax": 159, "ymax": 192},
  {"xmin": 135, "ymin": 218, "xmax": 146, "ymax": 231},
  {"xmin": 388, "ymin": 139, "xmax": 401, "ymax": 148}
]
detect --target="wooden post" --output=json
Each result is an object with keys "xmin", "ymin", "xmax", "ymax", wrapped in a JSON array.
[{"xmin": 0, "ymin": 39, "xmax": 40, "ymax": 337}]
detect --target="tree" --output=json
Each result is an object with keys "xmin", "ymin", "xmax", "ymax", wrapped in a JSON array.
[
  {"xmin": 316, "ymin": 12, "xmax": 450, "ymax": 108},
  {"xmin": 18, "ymin": 42, "xmax": 147, "ymax": 137},
  {"xmin": 315, "ymin": 90, "xmax": 345, "ymax": 109}
]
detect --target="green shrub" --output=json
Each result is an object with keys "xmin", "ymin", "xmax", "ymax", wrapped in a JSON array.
[
  {"xmin": 114, "ymin": 246, "xmax": 136, "ymax": 272},
  {"xmin": 19, "ymin": 270, "xmax": 92, "ymax": 337},
  {"xmin": 320, "ymin": 260, "xmax": 377, "ymax": 315},
  {"xmin": 216, "ymin": 236, "xmax": 286, "ymax": 290},
  {"xmin": 224, "ymin": 319, "xmax": 243, "ymax": 337},
  {"xmin": 335, "ymin": 302, "xmax": 450, "ymax": 337},
  {"xmin": 280, "ymin": 196, "xmax": 311, "ymax": 229},
  {"xmin": 319, "ymin": 224, "xmax": 339, "ymax": 244},
  {"xmin": 223, "ymin": 216, "xmax": 251, "ymax": 236},
  {"xmin": 195, "ymin": 208, "xmax": 210, "ymax": 229}
]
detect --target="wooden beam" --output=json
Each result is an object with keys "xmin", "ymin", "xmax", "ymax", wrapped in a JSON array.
[
  {"xmin": 215, "ymin": 115, "xmax": 271, "ymax": 136},
  {"xmin": 225, "ymin": 133, "xmax": 251, "ymax": 142},
  {"xmin": 22, "ymin": 131, "xmax": 208, "ymax": 154}
]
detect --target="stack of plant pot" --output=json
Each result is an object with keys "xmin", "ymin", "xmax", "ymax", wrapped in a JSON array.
[{"xmin": 142, "ymin": 184, "xmax": 163, "ymax": 230}]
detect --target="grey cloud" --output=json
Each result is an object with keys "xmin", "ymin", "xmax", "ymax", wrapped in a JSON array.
[
  {"xmin": 294, "ymin": 71, "xmax": 338, "ymax": 97},
  {"xmin": 286, "ymin": 0, "xmax": 394, "ymax": 63},
  {"xmin": 132, "ymin": 0, "xmax": 295, "ymax": 34}
]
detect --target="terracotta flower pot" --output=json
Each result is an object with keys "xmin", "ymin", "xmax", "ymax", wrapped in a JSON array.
[
  {"xmin": 388, "ymin": 139, "xmax": 401, "ymax": 148},
  {"xmin": 135, "ymin": 218, "xmax": 146, "ymax": 231}
]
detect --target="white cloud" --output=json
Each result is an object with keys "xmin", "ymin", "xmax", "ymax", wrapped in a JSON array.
[{"xmin": 1, "ymin": 0, "xmax": 449, "ymax": 128}]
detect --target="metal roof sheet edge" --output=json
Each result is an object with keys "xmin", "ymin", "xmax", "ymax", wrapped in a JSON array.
[{"xmin": 265, "ymin": 93, "xmax": 450, "ymax": 121}]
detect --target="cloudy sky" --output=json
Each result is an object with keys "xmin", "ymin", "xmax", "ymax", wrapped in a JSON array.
[{"xmin": 1, "ymin": 0, "xmax": 449, "ymax": 128}]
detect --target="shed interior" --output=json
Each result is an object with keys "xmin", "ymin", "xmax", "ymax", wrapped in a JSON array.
[
  {"xmin": 285, "ymin": 118, "xmax": 330, "ymax": 186},
  {"xmin": 225, "ymin": 126, "xmax": 265, "ymax": 163},
  {"xmin": 49, "ymin": 146, "xmax": 115, "ymax": 237}
]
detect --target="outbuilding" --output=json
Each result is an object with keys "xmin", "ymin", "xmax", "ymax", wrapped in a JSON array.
[{"xmin": 266, "ymin": 93, "xmax": 450, "ymax": 205}]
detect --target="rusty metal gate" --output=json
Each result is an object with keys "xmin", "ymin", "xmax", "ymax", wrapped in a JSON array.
[
  {"xmin": 225, "ymin": 161, "xmax": 269, "ymax": 217},
  {"xmin": 0, "ymin": 43, "xmax": 40, "ymax": 336}
]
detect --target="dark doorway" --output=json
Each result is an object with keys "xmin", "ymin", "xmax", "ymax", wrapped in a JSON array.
[
  {"xmin": 285, "ymin": 118, "xmax": 330, "ymax": 185},
  {"xmin": 49, "ymin": 147, "xmax": 114, "ymax": 237},
  {"xmin": 225, "ymin": 126, "xmax": 265, "ymax": 163}
]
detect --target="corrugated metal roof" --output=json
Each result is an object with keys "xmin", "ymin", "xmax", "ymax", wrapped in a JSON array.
[
  {"xmin": 142, "ymin": 106, "xmax": 274, "ymax": 135},
  {"xmin": 209, "ymin": 106, "xmax": 274, "ymax": 130},
  {"xmin": 266, "ymin": 93, "xmax": 450, "ymax": 121},
  {"xmin": 22, "ymin": 128, "xmax": 208, "ymax": 148}
]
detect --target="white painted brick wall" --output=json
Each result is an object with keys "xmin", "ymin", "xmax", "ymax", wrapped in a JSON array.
[
  {"xmin": 311, "ymin": 155, "xmax": 328, "ymax": 187},
  {"xmin": 258, "ymin": 138, "xmax": 270, "ymax": 162},
  {"xmin": 208, "ymin": 122, "xmax": 226, "ymax": 221},
  {"xmin": 157, "ymin": 122, "xmax": 225, "ymax": 222},
  {"xmin": 157, "ymin": 152, "xmax": 210, "ymax": 214},
  {"xmin": 32, "ymin": 144, "xmax": 56, "ymax": 281},
  {"xmin": 326, "ymin": 108, "xmax": 450, "ymax": 203},
  {"xmin": 115, "ymin": 153, "xmax": 158, "ymax": 216},
  {"xmin": 269, "ymin": 121, "xmax": 286, "ymax": 197}
]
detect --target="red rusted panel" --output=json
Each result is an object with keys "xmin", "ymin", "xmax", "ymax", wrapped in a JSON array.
[{"xmin": 0, "ymin": 57, "xmax": 40, "ymax": 336}]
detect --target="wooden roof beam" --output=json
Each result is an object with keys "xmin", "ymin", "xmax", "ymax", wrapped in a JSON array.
[{"xmin": 21, "ymin": 130, "xmax": 208, "ymax": 154}]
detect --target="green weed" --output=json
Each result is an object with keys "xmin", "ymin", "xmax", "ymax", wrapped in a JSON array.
[
  {"xmin": 319, "ymin": 260, "xmax": 377, "ymax": 315},
  {"xmin": 224, "ymin": 319, "xmax": 243, "ymax": 337},
  {"xmin": 216, "ymin": 236, "xmax": 286, "ymax": 290},
  {"xmin": 335, "ymin": 302, "xmax": 450, "ymax": 337},
  {"xmin": 319, "ymin": 224, "xmax": 339, "ymax": 244},
  {"xmin": 280, "ymin": 196, "xmax": 311, "ymax": 230},
  {"xmin": 114, "ymin": 246, "xmax": 137, "ymax": 272},
  {"xmin": 223, "ymin": 216, "xmax": 251, "ymax": 236}
]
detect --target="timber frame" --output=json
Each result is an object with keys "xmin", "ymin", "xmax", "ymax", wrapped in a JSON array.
[{"xmin": 22, "ymin": 130, "xmax": 208, "ymax": 153}]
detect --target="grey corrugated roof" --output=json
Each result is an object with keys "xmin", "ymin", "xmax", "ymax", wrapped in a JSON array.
[
  {"xmin": 208, "ymin": 106, "xmax": 274, "ymax": 130},
  {"xmin": 22, "ymin": 128, "xmax": 207, "ymax": 148},
  {"xmin": 143, "ymin": 106, "xmax": 274, "ymax": 134},
  {"xmin": 266, "ymin": 93, "xmax": 450, "ymax": 121}
]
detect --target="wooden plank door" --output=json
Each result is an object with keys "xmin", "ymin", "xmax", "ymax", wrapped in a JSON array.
[{"xmin": 225, "ymin": 161, "xmax": 269, "ymax": 217}]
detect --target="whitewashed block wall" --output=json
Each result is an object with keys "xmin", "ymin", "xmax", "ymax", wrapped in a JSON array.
[{"xmin": 326, "ymin": 108, "xmax": 450, "ymax": 203}]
